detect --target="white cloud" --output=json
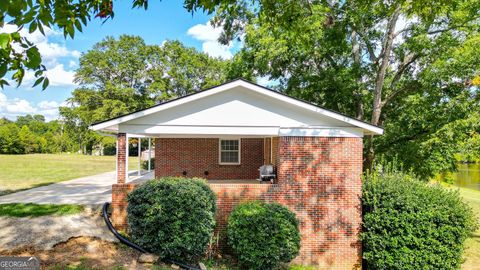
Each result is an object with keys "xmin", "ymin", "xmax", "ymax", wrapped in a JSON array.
[
  {"xmin": 68, "ymin": 60, "xmax": 78, "ymax": 68},
  {"xmin": 0, "ymin": 92, "xmax": 63, "ymax": 121},
  {"xmin": 187, "ymin": 23, "xmax": 223, "ymax": 41},
  {"xmin": 5, "ymin": 99, "xmax": 36, "ymax": 114},
  {"xmin": 45, "ymin": 64, "xmax": 76, "ymax": 87},
  {"xmin": 0, "ymin": 24, "xmax": 79, "ymax": 87},
  {"xmin": 187, "ymin": 21, "xmax": 234, "ymax": 59},
  {"xmin": 201, "ymin": 41, "xmax": 233, "ymax": 59}
]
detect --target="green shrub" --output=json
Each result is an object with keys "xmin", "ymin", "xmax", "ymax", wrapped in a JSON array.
[
  {"xmin": 362, "ymin": 169, "xmax": 478, "ymax": 270},
  {"xmin": 127, "ymin": 177, "xmax": 216, "ymax": 262},
  {"xmin": 227, "ymin": 201, "xmax": 301, "ymax": 269},
  {"xmin": 141, "ymin": 157, "xmax": 155, "ymax": 170}
]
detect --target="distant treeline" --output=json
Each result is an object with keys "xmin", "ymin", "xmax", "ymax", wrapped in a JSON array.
[{"xmin": 0, "ymin": 114, "xmax": 89, "ymax": 154}]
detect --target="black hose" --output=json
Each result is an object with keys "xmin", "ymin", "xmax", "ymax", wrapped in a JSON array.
[{"xmin": 102, "ymin": 202, "xmax": 201, "ymax": 270}]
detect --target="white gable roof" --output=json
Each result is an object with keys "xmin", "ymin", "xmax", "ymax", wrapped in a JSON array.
[{"xmin": 90, "ymin": 79, "xmax": 383, "ymax": 137}]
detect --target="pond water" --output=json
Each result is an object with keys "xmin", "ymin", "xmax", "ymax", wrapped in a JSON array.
[{"xmin": 447, "ymin": 163, "xmax": 480, "ymax": 191}]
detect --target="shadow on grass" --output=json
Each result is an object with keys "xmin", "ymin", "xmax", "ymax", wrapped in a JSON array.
[{"xmin": 0, "ymin": 203, "xmax": 84, "ymax": 217}]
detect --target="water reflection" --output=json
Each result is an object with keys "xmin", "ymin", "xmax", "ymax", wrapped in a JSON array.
[{"xmin": 447, "ymin": 163, "xmax": 480, "ymax": 190}]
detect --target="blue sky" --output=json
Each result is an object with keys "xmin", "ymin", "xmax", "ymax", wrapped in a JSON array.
[{"xmin": 0, "ymin": 1, "xmax": 246, "ymax": 121}]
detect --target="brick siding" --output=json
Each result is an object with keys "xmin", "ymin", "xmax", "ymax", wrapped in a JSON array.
[
  {"xmin": 111, "ymin": 183, "xmax": 136, "ymax": 228},
  {"xmin": 111, "ymin": 136, "xmax": 363, "ymax": 268},
  {"xmin": 154, "ymin": 138, "xmax": 263, "ymax": 180},
  {"xmin": 116, "ymin": 133, "xmax": 127, "ymax": 184}
]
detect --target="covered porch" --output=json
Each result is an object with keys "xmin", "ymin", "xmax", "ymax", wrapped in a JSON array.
[{"xmin": 116, "ymin": 132, "xmax": 280, "ymax": 185}]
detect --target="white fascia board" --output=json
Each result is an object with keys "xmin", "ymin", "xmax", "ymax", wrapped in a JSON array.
[{"xmin": 90, "ymin": 79, "xmax": 383, "ymax": 135}]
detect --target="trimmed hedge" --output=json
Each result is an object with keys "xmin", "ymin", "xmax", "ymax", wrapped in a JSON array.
[
  {"xmin": 362, "ymin": 170, "xmax": 477, "ymax": 270},
  {"xmin": 127, "ymin": 177, "xmax": 216, "ymax": 262},
  {"xmin": 227, "ymin": 201, "xmax": 301, "ymax": 269}
]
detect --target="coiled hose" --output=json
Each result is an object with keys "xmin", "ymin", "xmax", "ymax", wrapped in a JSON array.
[{"xmin": 102, "ymin": 202, "xmax": 200, "ymax": 270}]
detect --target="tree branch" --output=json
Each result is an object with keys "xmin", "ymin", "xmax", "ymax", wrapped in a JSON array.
[{"xmin": 381, "ymin": 53, "xmax": 421, "ymax": 107}]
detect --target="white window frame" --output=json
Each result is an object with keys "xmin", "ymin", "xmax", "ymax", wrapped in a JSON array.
[{"xmin": 219, "ymin": 138, "xmax": 241, "ymax": 165}]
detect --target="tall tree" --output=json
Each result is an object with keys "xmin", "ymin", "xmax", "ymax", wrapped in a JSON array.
[
  {"xmin": 185, "ymin": 0, "xmax": 480, "ymax": 177},
  {"xmin": 60, "ymin": 35, "xmax": 229, "ymax": 153},
  {"xmin": 0, "ymin": 0, "xmax": 238, "ymax": 88}
]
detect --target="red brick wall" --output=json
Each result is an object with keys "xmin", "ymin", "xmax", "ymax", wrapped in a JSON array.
[
  {"xmin": 275, "ymin": 136, "xmax": 363, "ymax": 269},
  {"xmin": 211, "ymin": 137, "xmax": 363, "ymax": 268},
  {"xmin": 154, "ymin": 138, "xmax": 263, "ymax": 180},
  {"xmin": 112, "ymin": 136, "xmax": 363, "ymax": 269},
  {"xmin": 116, "ymin": 133, "xmax": 127, "ymax": 184},
  {"xmin": 111, "ymin": 183, "xmax": 136, "ymax": 229}
]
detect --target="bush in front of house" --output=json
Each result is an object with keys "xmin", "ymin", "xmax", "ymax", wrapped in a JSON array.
[
  {"xmin": 127, "ymin": 177, "xmax": 216, "ymax": 262},
  {"xmin": 227, "ymin": 201, "xmax": 301, "ymax": 269},
  {"xmin": 141, "ymin": 157, "xmax": 155, "ymax": 170},
  {"xmin": 362, "ymin": 168, "xmax": 478, "ymax": 270}
]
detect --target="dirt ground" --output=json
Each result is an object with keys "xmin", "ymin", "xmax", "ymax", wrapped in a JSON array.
[{"xmin": 0, "ymin": 236, "xmax": 160, "ymax": 270}]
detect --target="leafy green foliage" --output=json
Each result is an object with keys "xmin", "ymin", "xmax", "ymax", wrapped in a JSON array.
[
  {"xmin": 0, "ymin": 114, "xmax": 75, "ymax": 154},
  {"xmin": 141, "ymin": 157, "xmax": 154, "ymax": 170},
  {"xmin": 127, "ymin": 177, "xmax": 217, "ymax": 262},
  {"xmin": 185, "ymin": 0, "xmax": 480, "ymax": 177},
  {"xmin": 0, "ymin": 0, "xmax": 143, "ymax": 87},
  {"xmin": 227, "ymin": 201, "xmax": 301, "ymax": 270},
  {"xmin": 0, "ymin": 0, "xmax": 245, "ymax": 89},
  {"xmin": 60, "ymin": 35, "xmax": 229, "ymax": 153},
  {"xmin": 362, "ymin": 167, "xmax": 478, "ymax": 269}
]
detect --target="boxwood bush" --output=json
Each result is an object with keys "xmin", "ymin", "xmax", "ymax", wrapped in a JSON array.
[
  {"xmin": 227, "ymin": 201, "xmax": 301, "ymax": 269},
  {"xmin": 127, "ymin": 177, "xmax": 216, "ymax": 262},
  {"xmin": 362, "ymin": 169, "xmax": 477, "ymax": 270}
]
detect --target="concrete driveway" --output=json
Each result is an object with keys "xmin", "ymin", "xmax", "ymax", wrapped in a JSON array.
[{"xmin": 0, "ymin": 171, "xmax": 153, "ymax": 206}]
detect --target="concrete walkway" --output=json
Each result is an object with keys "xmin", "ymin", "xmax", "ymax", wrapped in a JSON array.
[{"xmin": 0, "ymin": 171, "xmax": 154, "ymax": 206}]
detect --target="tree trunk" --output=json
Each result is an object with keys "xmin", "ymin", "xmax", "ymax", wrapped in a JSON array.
[
  {"xmin": 351, "ymin": 30, "xmax": 365, "ymax": 120},
  {"xmin": 366, "ymin": 6, "xmax": 401, "ymax": 170},
  {"xmin": 371, "ymin": 6, "xmax": 400, "ymax": 126}
]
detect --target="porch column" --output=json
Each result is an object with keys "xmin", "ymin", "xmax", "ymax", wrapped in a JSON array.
[
  {"xmin": 138, "ymin": 137, "xmax": 141, "ymax": 176},
  {"xmin": 116, "ymin": 133, "xmax": 127, "ymax": 184},
  {"xmin": 148, "ymin": 138, "xmax": 152, "ymax": 172}
]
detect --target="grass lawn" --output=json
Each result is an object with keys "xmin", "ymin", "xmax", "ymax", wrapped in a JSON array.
[
  {"xmin": 456, "ymin": 186, "xmax": 480, "ymax": 269},
  {"xmin": 0, "ymin": 154, "xmax": 137, "ymax": 195},
  {"xmin": 0, "ymin": 203, "xmax": 84, "ymax": 217}
]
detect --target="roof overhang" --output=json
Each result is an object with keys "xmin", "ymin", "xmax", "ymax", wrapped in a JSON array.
[{"xmin": 90, "ymin": 79, "xmax": 383, "ymax": 137}]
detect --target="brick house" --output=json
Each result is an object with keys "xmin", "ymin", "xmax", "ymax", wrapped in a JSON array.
[{"xmin": 90, "ymin": 79, "xmax": 383, "ymax": 269}]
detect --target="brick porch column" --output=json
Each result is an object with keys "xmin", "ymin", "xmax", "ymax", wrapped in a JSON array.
[{"xmin": 116, "ymin": 133, "xmax": 127, "ymax": 184}]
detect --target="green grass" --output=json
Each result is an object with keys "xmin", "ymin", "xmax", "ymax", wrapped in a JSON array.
[
  {"xmin": 439, "ymin": 183, "xmax": 480, "ymax": 269},
  {"xmin": 0, "ymin": 203, "xmax": 84, "ymax": 217},
  {"xmin": 0, "ymin": 154, "xmax": 137, "ymax": 195},
  {"xmin": 455, "ymin": 186, "xmax": 480, "ymax": 270}
]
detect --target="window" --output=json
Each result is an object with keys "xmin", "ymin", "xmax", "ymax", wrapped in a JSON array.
[{"xmin": 219, "ymin": 139, "xmax": 240, "ymax": 164}]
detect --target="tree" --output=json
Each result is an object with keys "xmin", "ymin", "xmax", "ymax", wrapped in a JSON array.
[
  {"xmin": 184, "ymin": 0, "xmax": 480, "ymax": 177},
  {"xmin": 0, "ymin": 0, "xmax": 241, "ymax": 89},
  {"xmin": 0, "ymin": 114, "xmax": 75, "ymax": 154},
  {"xmin": 60, "ymin": 35, "xmax": 229, "ymax": 154}
]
